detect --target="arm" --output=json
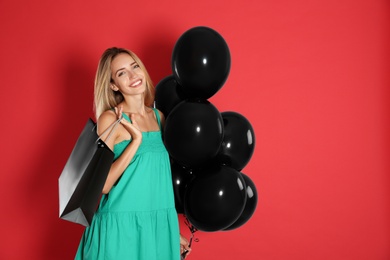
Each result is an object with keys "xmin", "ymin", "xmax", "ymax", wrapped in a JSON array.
[
  {"xmin": 97, "ymin": 108, "xmax": 142, "ymax": 194},
  {"xmin": 158, "ymin": 109, "xmax": 166, "ymax": 128}
]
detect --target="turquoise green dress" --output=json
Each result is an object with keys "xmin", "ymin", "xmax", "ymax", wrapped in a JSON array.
[{"xmin": 75, "ymin": 109, "xmax": 180, "ymax": 260}]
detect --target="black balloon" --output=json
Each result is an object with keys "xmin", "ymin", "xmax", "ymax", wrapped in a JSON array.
[
  {"xmin": 217, "ymin": 111, "xmax": 255, "ymax": 171},
  {"xmin": 171, "ymin": 161, "xmax": 194, "ymax": 214},
  {"xmin": 184, "ymin": 165, "xmax": 247, "ymax": 232},
  {"xmin": 164, "ymin": 99, "xmax": 223, "ymax": 168},
  {"xmin": 172, "ymin": 26, "xmax": 231, "ymax": 99},
  {"xmin": 224, "ymin": 173, "xmax": 258, "ymax": 230},
  {"xmin": 154, "ymin": 75, "xmax": 187, "ymax": 117}
]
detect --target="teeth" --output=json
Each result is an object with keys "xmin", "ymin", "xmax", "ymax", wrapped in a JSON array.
[{"xmin": 131, "ymin": 80, "xmax": 141, "ymax": 87}]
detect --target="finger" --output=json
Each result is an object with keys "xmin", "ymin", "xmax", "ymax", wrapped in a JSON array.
[
  {"xmin": 122, "ymin": 120, "xmax": 134, "ymax": 130},
  {"xmin": 182, "ymin": 249, "xmax": 191, "ymax": 259},
  {"xmin": 130, "ymin": 113, "xmax": 136, "ymax": 122},
  {"xmin": 118, "ymin": 106, "xmax": 123, "ymax": 118},
  {"xmin": 115, "ymin": 107, "xmax": 120, "ymax": 119},
  {"xmin": 182, "ymin": 238, "xmax": 190, "ymax": 247},
  {"xmin": 130, "ymin": 114, "xmax": 140, "ymax": 127}
]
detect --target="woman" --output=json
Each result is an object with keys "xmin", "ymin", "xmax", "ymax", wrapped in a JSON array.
[{"xmin": 75, "ymin": 47, "xmax": 191, "ymax": 259}]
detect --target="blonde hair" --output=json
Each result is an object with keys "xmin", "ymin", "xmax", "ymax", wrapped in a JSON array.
[{"xmin": 94, "ymin": 47, "xmax": 155, "ymax": 119}]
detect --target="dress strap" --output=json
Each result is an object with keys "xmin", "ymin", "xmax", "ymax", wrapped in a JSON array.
[
  {"xmin": 152, "ymin": 108, "xmax": 162, "ymax": 130},
  {"xmin": 122, "ymin": 112, "xmax": 132, "ymax": 123},
  {"xmin": 116, "ymin": 108, "xmax": 160, "ymax": 130}
]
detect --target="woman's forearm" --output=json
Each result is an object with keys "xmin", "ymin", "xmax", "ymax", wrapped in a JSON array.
[{"xmin": 102, "ymin": 139, "xmax": 141, "ymax": 194}]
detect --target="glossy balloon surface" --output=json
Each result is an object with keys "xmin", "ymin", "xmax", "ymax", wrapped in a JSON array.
[
  {"xmin": 217, "ymin": 111, "xmax": 255, "ymax": 171},
  {"xmin": 164, "ymin": 99, "xmax": 223, "ymax": 168},
  {"xmin": 224, "ymin": 173, "xmax": 258, "ymax": 230},
  {"xmin": 154, "ymin": 75, "xmax": 187, "ymax": 117},
  {"xmin": 184, "ymin": 165, "xmax": 247, "ymax": 231},
  {"xmin": 171, "ymin": 161, "xmax": 194, "ymax": 214},
  {"xmin": 172, "ymin": 26, "xmax": 231, "ymax": 99}
]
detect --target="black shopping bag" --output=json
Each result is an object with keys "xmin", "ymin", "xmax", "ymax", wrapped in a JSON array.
[{"xmin": 59, "ymin": 118, "xmax": 119, "ymax": 226}]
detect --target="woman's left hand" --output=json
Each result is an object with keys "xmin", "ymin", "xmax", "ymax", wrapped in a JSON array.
[{"xmin": 180, "ymin": 234, "xmax": 191, "ymax": 258}]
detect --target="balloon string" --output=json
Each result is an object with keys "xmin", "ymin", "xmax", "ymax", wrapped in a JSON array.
[{"xmin": 183, "ymin": 215, "xmax": 199, "ymax": 254}]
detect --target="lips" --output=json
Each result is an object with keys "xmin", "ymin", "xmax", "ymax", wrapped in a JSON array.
[{"xmin": 130, "ymin": 79, "xmax": 142, "ymax": 88}]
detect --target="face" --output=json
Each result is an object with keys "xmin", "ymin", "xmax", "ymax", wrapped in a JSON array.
[{"xmin": 110, "ymin": 53, "xmax": 146, "ymax": 96}]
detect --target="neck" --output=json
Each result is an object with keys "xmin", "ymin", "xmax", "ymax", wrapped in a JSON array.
[{"xmin": 121, "ymin": 94, "xmax": 147, "ymax": 115}]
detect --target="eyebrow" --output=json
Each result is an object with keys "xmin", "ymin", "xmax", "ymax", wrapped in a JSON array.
[{"xmin": 115, "ymin": 62, "xmax": 138, "ymax": 76}]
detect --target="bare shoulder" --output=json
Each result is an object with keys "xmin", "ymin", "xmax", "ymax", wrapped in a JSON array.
[{"xmin": 97, "ymin": 110, "xmax": 117, "ymax": 136}]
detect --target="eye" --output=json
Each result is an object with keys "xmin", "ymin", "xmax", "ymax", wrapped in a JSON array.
[
  {"xmin": 118, "ymin": 71, "xmax": 126, "ymax": 77},
  {"xmin": 133, "ymin": 64, "xmax": 140, "ymax": 69}
]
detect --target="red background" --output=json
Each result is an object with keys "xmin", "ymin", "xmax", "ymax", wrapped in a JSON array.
[{"xmin": 1, "ymin": 0, "xmax": 389, "ymax": 259}]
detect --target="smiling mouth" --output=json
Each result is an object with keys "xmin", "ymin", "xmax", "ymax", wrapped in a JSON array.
[{"xmin": 131, "ymin": 80, "xmax": 142, "ymax": 87}]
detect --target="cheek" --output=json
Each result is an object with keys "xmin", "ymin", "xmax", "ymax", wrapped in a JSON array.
[
  {"xmin": 118, "ymin": 78, "xmax": 129, "ymax": 87},
  {"xmin": 137, "ymin": 70, "xmax": 145, "ymax": 78}
]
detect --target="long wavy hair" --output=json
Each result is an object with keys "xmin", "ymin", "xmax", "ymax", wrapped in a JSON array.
[{"xmin": 94, "ymin": 47, "xmax": 155, "ymax": 119}]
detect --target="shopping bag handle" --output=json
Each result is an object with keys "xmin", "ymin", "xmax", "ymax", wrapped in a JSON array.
[{"xmin": 95, "ymin": 115, "xmax": 123, "ymax": 143}]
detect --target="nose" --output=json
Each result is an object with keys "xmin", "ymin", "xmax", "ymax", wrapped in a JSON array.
[{"xmin": 128, "ymin": 70, "xmax": 137, "ymax": 79}]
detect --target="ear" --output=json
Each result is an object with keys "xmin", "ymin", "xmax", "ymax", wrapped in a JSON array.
[{"xmin": 110, "ymin": 84, "xmax": 119, "ymax": 91}]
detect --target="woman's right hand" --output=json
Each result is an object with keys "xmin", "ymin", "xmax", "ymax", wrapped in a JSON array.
[{"xmin": 115, "ymin": 106, "xmax": 142, "ymax": 143}]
